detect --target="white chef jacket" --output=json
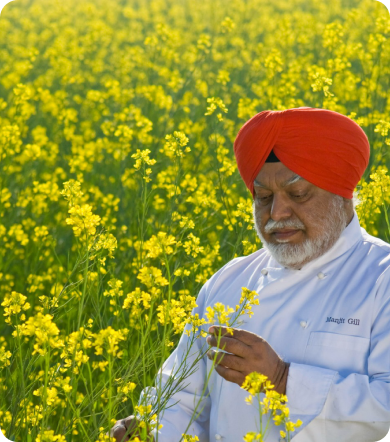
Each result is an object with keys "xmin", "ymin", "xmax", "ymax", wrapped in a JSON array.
[{"xmin": 140, "ymin": 211, "xmax": 390, "ymax": 442}]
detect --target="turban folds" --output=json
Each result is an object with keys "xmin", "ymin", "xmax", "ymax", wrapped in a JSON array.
[{"xmin": 233, "ymin": 107, "xmax": 370, "ymax": 199}]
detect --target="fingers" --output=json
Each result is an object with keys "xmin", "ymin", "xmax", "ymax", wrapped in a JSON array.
[
  {"xmin": 123, "ymin": 416, "xmax": 139, "ymax": 433},
  {"xmin": 214, "ymin": 363, "xmax": 245, "ymax": 386},
  {"xmin": 207, "ymin": 349, "xmax": 246, "ymax": 372},
  {"xmin": 208, "ymin": 326, "xmax": 264, "ymax": 346},
  {"xmin": 110, "ymin": 415, "xmax": 154, "ymax": 442},
  {"xmin": 206, "ymin": 334, "xmax": 249, "ymax": 357},
  {"xmin": 110, "ymin": 416, "xmax": 141, "ymax": 442},
  {"xmin": 110, "ymin": 419, "xmax": 129, "ymax": 442}
]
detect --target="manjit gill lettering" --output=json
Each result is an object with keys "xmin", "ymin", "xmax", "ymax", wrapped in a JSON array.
[
  {"xmin": 326, "ymin": 317, "xmax": 345, "ymax": 324},
  {"xmin": 326, "ymin": 317, "xmax": 360, "ymax": 325}
]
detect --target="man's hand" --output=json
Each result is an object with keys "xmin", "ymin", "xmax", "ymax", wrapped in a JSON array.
[
  {"xmin": 206, "ymin": 326, "xmax": 290, "ymax": 395},
  {"xmin": 109, "ymin": 415, "xmax": 155, "ymax": 442}
]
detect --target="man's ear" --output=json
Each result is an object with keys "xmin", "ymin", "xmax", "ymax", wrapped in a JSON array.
[
  {"xmin": 344, "ymin": 198, "xmax": 354, "ymax": 210},
  {"xmin": 343, "ymin": 198, "xmax": 354, "ymax": 223}
]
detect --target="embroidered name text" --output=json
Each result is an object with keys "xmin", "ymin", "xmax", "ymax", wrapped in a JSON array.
[
  {"xmin": 326, "ymin": 317, "xmax": 360, "ymax": 325},
  {"xmin": 326, "ymin": 317, "xmax": 344, "ymax": 324}
]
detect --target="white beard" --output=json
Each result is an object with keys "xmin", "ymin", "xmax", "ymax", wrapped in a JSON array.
[{"xmin": 253, "ymin": 195, "xmax": 348, "ymax": 269}]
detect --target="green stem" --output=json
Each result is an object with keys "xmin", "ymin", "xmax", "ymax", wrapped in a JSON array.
[
  {"xmin": 15, "ymin": 318, "xmax": 27, "ymax": 435},
  {"xmin": 77, "ymin": 234, "xmax": 90, "ymax": 332},
  {"xmin": 66, "ymin": 393, "xmax": 92, "ymax": 442},
  {"xmin": 42, "ymin": 346, "xmax": 50, "ymax": 429},
  {"xmin": 258, "ymin": 393, "xmax": 263, "ymax": 436},
  {"xmin": 108, "ymin": 353, "xmax": 113, "ymax": 429}
]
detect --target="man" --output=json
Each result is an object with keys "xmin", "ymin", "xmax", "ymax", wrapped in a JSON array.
[{"xmin": 112, "ymin": 107, "xmax": 390, "ymax": 442}]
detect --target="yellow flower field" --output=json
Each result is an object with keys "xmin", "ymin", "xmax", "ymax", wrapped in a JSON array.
[{"xmin": 0, "ymin": 0, "xmax": 389, "ymax": 440}]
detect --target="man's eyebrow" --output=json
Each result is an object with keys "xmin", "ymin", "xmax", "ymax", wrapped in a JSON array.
[
  {"xmin": 253, "ymin": 174, "xmax": 303, "ymax": 188},
  {"xmin": 253, "ymin": 179, "xmax": 267, "ymax": 188},
  {"xmin": 281, "ymin": 174, "xmax": 303, "ymax": 187}
]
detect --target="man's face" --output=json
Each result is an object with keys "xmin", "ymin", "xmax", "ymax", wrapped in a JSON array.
[{"xmin": 253, "ymin": 162, "xmax": 352, "ymax": 269}]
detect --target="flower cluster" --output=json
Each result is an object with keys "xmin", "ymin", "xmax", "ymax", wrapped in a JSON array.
[
  {"xmin": 356, "ymin": 166, "xmax": 390, "ymax": 235},
  {"xmin": 0, "ymin": 339, "xmax": 11, "ymax": 369},
  {"xmin": 131, "ymin": 149, "xmax": 157, "ymax": 182},
  {"xmin": 205, "ymin": 287, "xmax": 260, "ymax": 334},
  {"xmin": 182, "ymin": 435, "xmax": 199, "ymax": 442},
  {"xmin": 242, "ymin": 372, "xmax": 302, "ymax": 442},
  {"xmin": 162, "ymin": 131, "xmax": 191, "ymax": 159},
  {"xmin": 1, "ymin": 291, "xmax": 31, "ymax": 324}
]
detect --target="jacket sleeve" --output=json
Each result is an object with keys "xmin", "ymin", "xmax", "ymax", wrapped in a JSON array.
[
  {"xmin": 138, "ymin": 278, "xmax": 212, "ymax": 442},
  {"xmin": 286, "ymin": 275, "xmax": 390, "ymax": 442}
]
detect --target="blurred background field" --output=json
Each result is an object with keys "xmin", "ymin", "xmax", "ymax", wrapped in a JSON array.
[{"xmin": 0, "ymin": 0, "xmax": 389, "ymax": 440}]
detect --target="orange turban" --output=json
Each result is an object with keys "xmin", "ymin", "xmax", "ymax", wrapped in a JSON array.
[{"xmin": 233, "ymin": 107, "xmax": 370, "ymax": 199}]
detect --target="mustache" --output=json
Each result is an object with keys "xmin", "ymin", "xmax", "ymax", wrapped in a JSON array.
[{"xmin": 263, "ymin": 218, "xmax": 306, "ymax": 234}]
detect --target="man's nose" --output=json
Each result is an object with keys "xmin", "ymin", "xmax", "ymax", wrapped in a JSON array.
[{"xmin": 270, "ymin": 194, "xmax": 293, "ymax": 221}]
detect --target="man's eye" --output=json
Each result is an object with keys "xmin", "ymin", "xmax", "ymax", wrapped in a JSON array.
[
  {"xmin": 256, "ymin": 194, "xmax": 272, "ymax": 202},
  {"xmin": 291, "ymin": 193, "xmax": 307, "ymax": 199}
]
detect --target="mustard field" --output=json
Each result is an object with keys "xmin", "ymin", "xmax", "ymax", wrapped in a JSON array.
[{"xmin": 0, "ymin": 0, "xmax": 389, "ymax": 440}]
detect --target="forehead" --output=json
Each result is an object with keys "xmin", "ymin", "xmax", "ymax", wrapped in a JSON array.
[{"xmin": 254, "ymin": 162, "xmax": 307, "ymax": 188}]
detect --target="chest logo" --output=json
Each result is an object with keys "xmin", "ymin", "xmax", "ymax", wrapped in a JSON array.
[{"xmin": 326, "ymin": 317, "xmax": 360, "ymax": 326}]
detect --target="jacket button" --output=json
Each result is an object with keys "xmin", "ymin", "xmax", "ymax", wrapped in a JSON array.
[
  {"xmin": 215, "ymin": 435, "xmax": 222, "ymax": 440},
  {"xmin": 317, "ymin": 272, "xmax": 325, "ymax": 279},
  {"xmin": 300, "ymin": 320, "xmax": 307, "ymax": 328},
  {"xmin": 261, "ymin": 268, "xmax": 268, "ymax": 275}
]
